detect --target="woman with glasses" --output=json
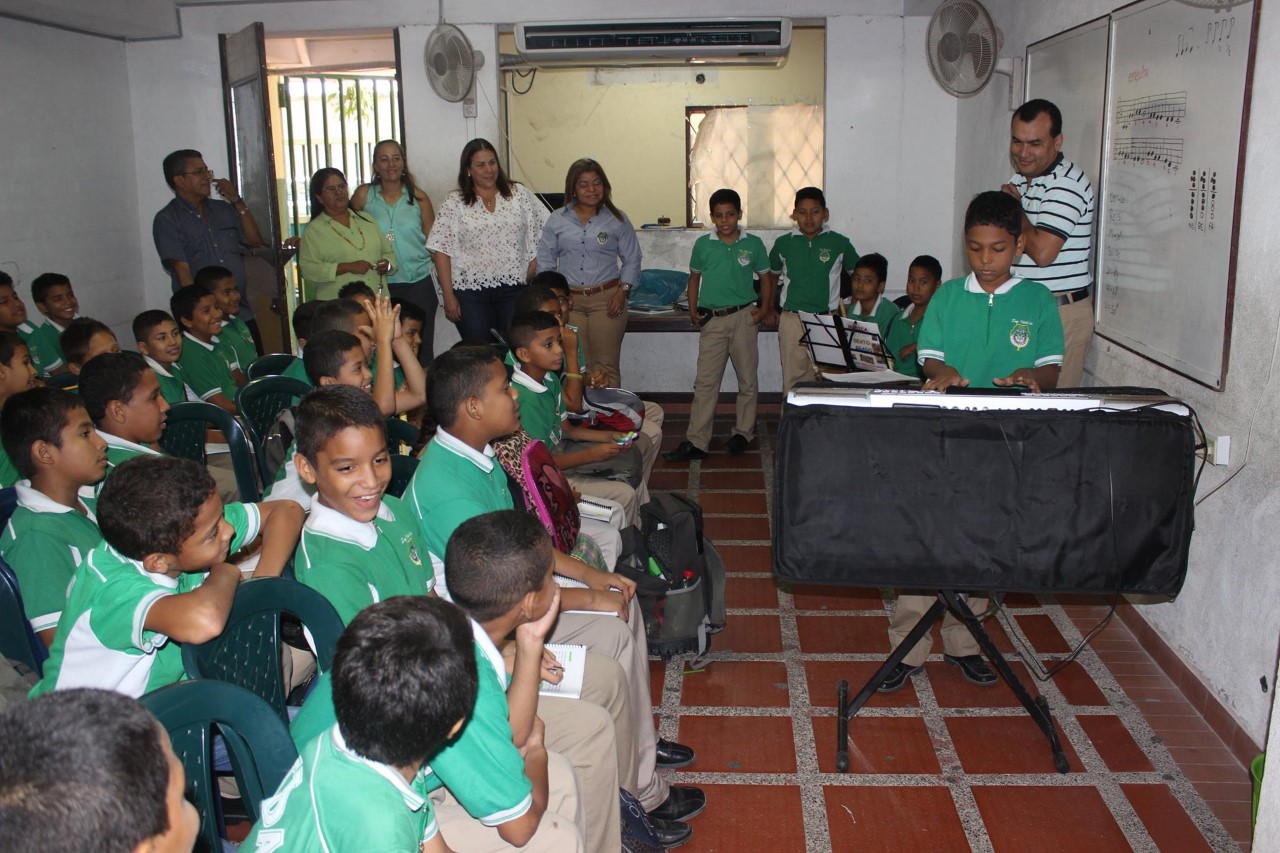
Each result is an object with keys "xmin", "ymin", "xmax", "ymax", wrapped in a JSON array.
[
  {"xmin": 297, "ymin": 167, "xmax": 395, "ymax": 301},
  {"xmin": 427, "ymin": 139, "xmax": 549, "ymax": 344},
  {"xmin": 352, "ymin": 140, "xmax": 438, "ymax": 361}
]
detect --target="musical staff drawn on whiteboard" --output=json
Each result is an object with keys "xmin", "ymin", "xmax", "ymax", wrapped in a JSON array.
[
  {"xmin": 1116, "ymin": 91, "xmax": 1188, "ymax": 129},
  {"xmin": 1113, "ymin": 137, "xmax": 1183, "ymax": 172}
]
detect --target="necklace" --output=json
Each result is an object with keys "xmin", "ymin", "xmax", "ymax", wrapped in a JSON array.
[{"xmin": 326, "ymin": 215, "xmax": 366, "ymax": 252}]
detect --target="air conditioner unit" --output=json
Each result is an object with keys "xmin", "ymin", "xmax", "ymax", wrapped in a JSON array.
[{"xmin": 514, "ymin": 19, "xmax": 791, "ymax": 67}]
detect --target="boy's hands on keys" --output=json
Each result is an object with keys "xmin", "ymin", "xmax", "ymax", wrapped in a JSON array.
[
  {"xmin": 923, "ymin": 365, "xmax": 969, "ymax": 392},
  {"xmin": 993, "ymin": 369, "xmax": 1042, "ymax": 393}
]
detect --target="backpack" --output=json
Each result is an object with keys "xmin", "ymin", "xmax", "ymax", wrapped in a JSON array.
[
  {"xmin": 260, "ymin": 406, "xmax": 298, "ymax": 485},
  {"xmin": 491, "ymin": 430, "xmax": 580, "ymax": 554},
  {"xmin": 582, "ymin": 387, "xmax": 646, "ymax": 433},
  {"xmin": 618, "ymin": 493, "xmax": 726, "ymax": 660}
]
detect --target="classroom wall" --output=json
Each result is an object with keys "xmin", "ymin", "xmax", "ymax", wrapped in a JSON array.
[
  {"xmin": 957, "ymin": 0, "xmax": 1280, "ymax": 747},
  {"xmin": 0, "ymin": 18, "xmax": 145, "ymax": 338}
]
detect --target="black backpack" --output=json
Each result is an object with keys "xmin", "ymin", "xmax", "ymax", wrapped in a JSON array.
[{"xmin": 259, "ymin": 406, "xmax": 298, "ymax": 485}]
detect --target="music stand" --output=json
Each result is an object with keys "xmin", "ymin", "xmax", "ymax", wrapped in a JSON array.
[{"xmin": 797, "ymin": 311, "xmax": 891, "ymax": 373}]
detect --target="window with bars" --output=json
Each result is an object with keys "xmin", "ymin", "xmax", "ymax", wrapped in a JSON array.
[{"xmin": 686, "ymin": 104, "xmax": 825, "ymax": 229}]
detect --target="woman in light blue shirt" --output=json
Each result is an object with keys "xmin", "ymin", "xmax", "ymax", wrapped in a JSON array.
[
  {"xmin": 352, "ymin": 140, "xmax": 438, "ymax": 362},
  {"xmin": 536, "ymin": 159, "xmax": 641, "ymax": 386}
]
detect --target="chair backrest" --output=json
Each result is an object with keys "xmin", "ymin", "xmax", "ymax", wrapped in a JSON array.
[
  {"xmin": 385, "ymin": 416, "xmax": 420, "ymax": 455},
  {"xmin": 388, "ymin": 453, "xmax": 419, "ymax": 500},
  {"xmin": 246, "ymin": 352, "xmax": 301, "ymax": 380},
  {"xmin": 236, "ymin": 376, "xmax": 311, "ymax": 478},
  {"xmin": 182, "ymin": 577, "xmax": 345, "ymax": 722},
  {"xmin": 43, "ymin": 372, "xmax": 78, "ymax": 390},
  {"xmin": 160, "ymin": 401, "xmax": 262, "ymax": 502},
  {"xmin": 141, "ymin": 680, "xmax": 298, "ymax": 853},
  {"xmin": 0, "ymin": 553, "xmax": 47, "ymax": 677}
]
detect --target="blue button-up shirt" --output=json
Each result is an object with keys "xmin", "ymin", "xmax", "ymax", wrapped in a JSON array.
[
  {"xmin": 152, "ymin": 196, "xmax": 254, "ymax": 321},
  {"xmin": 536, "ymin": 205, "xmax": 642, "ymax": 288}
]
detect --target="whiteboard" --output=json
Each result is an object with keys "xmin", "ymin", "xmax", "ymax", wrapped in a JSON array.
[{"xmin": 1096, "ymin": 0, "xmax": 1258, "ymax": 389}]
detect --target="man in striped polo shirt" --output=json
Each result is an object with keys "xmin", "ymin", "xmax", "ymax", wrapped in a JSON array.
[{"xmin": 1002, "ymin": 99, "xmax": 1096, "ymax": 387}]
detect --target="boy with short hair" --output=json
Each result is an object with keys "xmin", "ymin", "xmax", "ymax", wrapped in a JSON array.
[
  {"xmin": 338, "ymin": 280, "xmax": 377, "ymax": 306},
  {"xmin": 392, "ymin": 296, "xmax": 427, "ymax": 360},
  {"xmin": 0, "ymin": 331, "xmax": 40, "ymax": 487},
  {"xmin": 884, "ymin": 255, "xmax": 943, "ymax": 379},
  {"xmin": 0, "ymin": 388, "xmax": 108, "ymax": 645},
  {"xmin": 666, "ymin": 188, "xmax": 773, "ymax": 462},
  {"xmin": 244, "ymin": 597, "xmax": 477, "ymax": 853},
  {"xmin": 79, "ymin": 351, "xmax": 170, "ymax": 474},
  {"xmin": 0, "ymin": 688, "xmax": 200, "ymax": 853},
  {"xmin": 60, "ymin": 317, "xmax": 120, "ymax": 376},
  {"xmin": 17, "ymin": 272, "xmax": 76, "ymax": 376},
  {"xmin": 846, "ymin": 252, "xmax": 899, "ymax": 337},
  {"xmin": 196, "ymin": 264, "xmax": 258, "ymax": 377},
  {"xmin": 172, "ymin": 283, "xmax": 239, "ymax": 412},
  {"xmin": 0, "ymin": 274, "xmax": 27, "ymax": 339},
  {"xmin": 768, "ymin": 186, "xmax": 860, "ymax": 394},
  {"xmin": 134, "ymin": 309, "xmax": 195, "ymax": 404}
]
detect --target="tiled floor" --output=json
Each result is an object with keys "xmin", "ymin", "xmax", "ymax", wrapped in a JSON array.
[{"xmin": 648, "ymin": 401, "xmax": 1255, "ymax": 852}]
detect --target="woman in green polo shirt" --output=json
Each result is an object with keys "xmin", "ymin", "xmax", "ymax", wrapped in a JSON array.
[{"xmin": 298, "ymin": 167, "xmax": 396, "ymax": 301}]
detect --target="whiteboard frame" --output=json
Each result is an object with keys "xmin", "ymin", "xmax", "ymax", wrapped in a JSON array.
[{"xmin": 1095, "ymin": 0, "xmax": 1261, "ymax": 390}]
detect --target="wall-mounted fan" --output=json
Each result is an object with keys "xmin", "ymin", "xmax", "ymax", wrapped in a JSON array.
[
  {"xmin": 926, "ymin": 0, "xmax": 1022, "ymax": 108},
  {"xmin": 425, "ymin": 3, "xmax": 486, "ymax": 116}
]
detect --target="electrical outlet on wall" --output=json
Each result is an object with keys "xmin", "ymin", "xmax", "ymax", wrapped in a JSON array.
[{"xmin": 1205, "ymin": 432, "xmax": 1231, "ymax": 466}]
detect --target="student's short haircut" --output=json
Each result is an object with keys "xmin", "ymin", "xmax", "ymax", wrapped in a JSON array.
[
  {"xmin": 169, "ymin": 284, "xmax": 213, "ymax": 324},
  {"xmin": 0, "ymin": 272, "xmax": 11, "ymax": 288},
  {"xmin": 426, "ymin": 344, "xmax": 500, "ymax": 430},
  {"xmin": 295, "ymin": 384, "xmax": 385, "ymax": 462},
  {"xmin": 391, "ymin": 297, "xmax": 427, "ymax": 327},
  {"xmin": 308, "ymin": 298, "xmax": 364, "ymax": 338},
  {"xmin": 0, "ymin": 331, "xmax": 25, "ymax": 367},
  {"xmin": 194, "ymin": 265, "xmax": 235, "ymax": 292},
  {"xmin": 0, "ymin": 689, "xmax": 172, "ymax": 852},
  {"xmin": 79, "ymin": 351, "xmax": 149, "ymax": 424},
  {"xmin": 133, "ymin": 309, "xmax": 177, "ymax": 344},
  {"xmin": 31, "ymin": 273, "xmax": 71, "ymax": 305},
  {"xmin": 909, "ymin": 255, "xmax": 944, "ymax": 282},
  {"xmin": 853, "ymin": 253, "xmax": 888, "ymax": 283},
  {"xmin": 530, "ymin": 270, "xmax": 570, "ymax": 294},
  {"xmin": 507, "ymin": 310, "xmax": 559, "ymax": 353},
  {"xmin": 708, "ymin": 188, "xmax": 742, "ymax": 213},
  {"xmin": 333, "ymin": 596, "xmax": 478, "ymax": 767},
  {"xmin": 60, "ymin": 317, "xmax": 114, "ymax": 367},
  {"xmin": 445, "ymin": 510, "xmax": 553, "ymax": 623},
  {"xmin": 1014, "ymin": 98, "xmax": 1063, "ymax": 138},
  {"xmin": 794, "ymin": 186, "xmax": 826, "ymax": 208},
  {"xmin": 292, "ymin": 300, "xmax": 322, "ymax": 341},
  {"xmin": 98, "ymin": 455, "xmax": 216, "ymax": 559},
  {"xmin": 338, "ymin": 281, "xmax": 376, "ymax": 301},
  {"xmin": 964, "ymin": 190, "xmax": 1023, "ymax": 238},
  {"xmin": 303, "ymin": 330, "xmax": 364, "ymax": 385},
  {"xmin": 512, "ymin": 285, "xmax": 560, "ymax": 317},
  {"xmin": 0, "ymin": 388, "xmax": 85, "ymax": 479},
  {"xmin": 162, "ymin": 148, "xmax": 203, "ymax": 190}
]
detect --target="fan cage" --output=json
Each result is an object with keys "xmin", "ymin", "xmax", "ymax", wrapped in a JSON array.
[{"xmin": 927, "ymin": 0, "xmax": 998, "ymax": 97}]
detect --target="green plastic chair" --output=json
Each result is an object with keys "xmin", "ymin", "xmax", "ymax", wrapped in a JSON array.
[
  {"xmin": 236, "ymin": 376, "xmax": 311, "ymax": 479},
  {"xmin": 0, "ymin": 488, "xmax": 42, "ymax": 677},
  {"xmin": 160, "ymin": 401, "xmax": 262, "ymax": 502},
  {"xmin": 385, "ymin": 416, "xmax": 420, "ymax": 454},
  {"xmin": 141, "ymin": 680, "xmax": 297, "ymax": 853},
  {"xmin": 246, "ymin": 352, "xmax": 300, "ymax": 380},
  {"xmin": 388, "ymin": 453, "xmax": 419, "ymax": 500},
  {"xmin": 182, "ymin": 577, "xmax": 344, "ymax": 722}
]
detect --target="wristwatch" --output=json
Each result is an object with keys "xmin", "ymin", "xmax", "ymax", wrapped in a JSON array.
[{"xmin": 621, "ymin": 283, "xmax": 633, "ymax": 292}]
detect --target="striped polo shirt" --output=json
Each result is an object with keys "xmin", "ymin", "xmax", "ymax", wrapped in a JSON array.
[{"xmin": 1008, "ymin": 153, "xmax": 1095, "ymax": 294}]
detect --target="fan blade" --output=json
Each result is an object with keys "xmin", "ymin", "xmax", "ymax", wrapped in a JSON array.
[{"xmin": 963, "ymin": 32, "xmax": 994, "ymax": 79}]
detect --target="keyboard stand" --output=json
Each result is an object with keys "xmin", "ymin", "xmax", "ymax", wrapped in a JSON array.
[{"xmin": 835, "ymin": 591, "xmax": 1069, "ymax": 775}]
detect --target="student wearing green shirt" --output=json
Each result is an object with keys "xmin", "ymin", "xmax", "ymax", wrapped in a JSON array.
[
  {"xmin": 21, "ymin": 273, "xmax": 78, "ymax": 376},
  {"xmin": 134, "ymin": 310, "xmax": 195, "ymax": 405},
  {"xmin": 171, "ymin": 284, "xmax": 240, "ymax": 412},
  {"xmin": 0, "ymin": 331, "xmax": 40, "ymax": 487},
  {"xmin": 79, "ymin": 352, "xmax": 171, "ymax": 480},
  {"xmin": 883, "ymin": 255, "xmax": 943, "ymax": 379},
  {"xmin": 0, "ymin": 272, "xmax": 58, "ymax": 378},
  {"xmin": 0, "ymin": 388, "xmax": 108, "ymax": 645},
  {"xmin": 196, "ymin": 265, "xmax": 258, "ymax": 379},
  {"xmin": 244, "ymin": 596, "xmax": 476, "ymax": 853},
  {"xmin": 845, "ymin": 253, "xmax": 900, "ymax": 338}
]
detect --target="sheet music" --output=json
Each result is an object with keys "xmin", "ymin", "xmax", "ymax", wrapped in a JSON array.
[{"xmin": 798, "ymin": 311, "xmax": 890, "ymax": 371}]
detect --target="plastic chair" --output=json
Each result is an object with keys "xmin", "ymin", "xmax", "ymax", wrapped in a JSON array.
[
  {"xmin": 141, "ymin": 680, "xmax": 298, "ymax": 853},
  {"xmin": 236, "ymin": 376, "xmax": 311, "ymax": 480},
  {"xmin": 388, "ymin": 453, "xmax": 419, "ymax": 500},
  {"xmin": 0, "ymin": 553, "xmax": 47, "ymax": 677},
  {"xmin": 160, "ymin": 402, "xmax": 262, "ymax": 502},
  {"xmin": 246, "ymin": 352, "xmax": 300, "ymax": 380},
  {"xmin": 385, "ymin": 416, "xmax": 419, "ymax": 454},
  {"xmin": 182, "ymin": 577, "xmax": 344, "ymax": 722},
  {"xmin": 43, "ymin": 372, "xmax": 78, "ymax": 390}
]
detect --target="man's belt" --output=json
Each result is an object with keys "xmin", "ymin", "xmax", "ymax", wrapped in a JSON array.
[{"xmin": 1054, "ymin": 286, "xmax": 1091, "ymax": 306}]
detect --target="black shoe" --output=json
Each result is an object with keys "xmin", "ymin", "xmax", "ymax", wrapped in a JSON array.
[
  {"xmin": 725, "ymin": 433, "xmax": 752, "ymax": 455},
  {"xmin": 945, "ymin": 654, "xmax": 997, "ymax": 686},
  {"xmin": 648, "ymin": 816, "xmax": 693, "ymax": 849},
  {"xmin": 876, "ymin": 662, "xmax": 922, "ymax": 693},
  {"xmin": 648, "ymin": 785, "xmax": 706, "ymax": 822},
  {"xmin": 663, "ymin": 441, "xmax": 709, "ymax": 462},
  {"xmin": 655, "ymin": 738, "xmax": 695, "ymax": 768}
]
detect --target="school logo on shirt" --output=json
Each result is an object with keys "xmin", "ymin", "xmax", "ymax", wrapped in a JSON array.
[
  {"xmin": 596, "ymin": 231, "xmax": 609, "ymax": 245},
  {"xmin": 1010, "ymin": 320, "xmax": 1033, "ymax": 351},
  {"xmin": 818, "ymin": 248, "xmax": 832, "ymax": 263},
  {"xmin": 737, "ymin": 249, "xmax": 752, "ymax": 266},
  {"xmin": 402, "ymin": 533, "xmax": 422, "ymax": 566}
]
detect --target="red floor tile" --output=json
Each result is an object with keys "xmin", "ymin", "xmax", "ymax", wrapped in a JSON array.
[
  {"xmin": 697, "ymin": 491, "xmax": 768, "ymax": 515},
  {"xmin": 723, "ymin": 576, "xmax": 780, "ymax": 610},
  {"xmin": 973, "ymin": 786, "xmax": 1129, "ymax": 852},
  {"xmin": 649, "ymin": 658, "xmax": 666, "ymax": 707},
  {"xmin": 946, "ymin": 716, "xmax": 1084, "ymax": 774},
  {"xmin": 680, "ymin": 661, "xmax": 790, "ymax": 708},
  {"xmin": 715, "ymin": 544, "xmax": 774, "ymax": 573},
  {"xmin": 926, "ymin": 660, "xmax": 1039, "ymax": 709},
  {"xmin": 1156, "ymin": 728, "xmax": 1231, "ymax": 749},
  {"xmin": 699, "ymin": 470, "xmax": 766, "ymax": 490},
  {"xmin": 813, "ymin": 715, "xmax": 942, "ymax": 774},
  {"xmin": 803, "ymin": 660, "xmax": 919, "ymax": 709},
  {"xmin": 678, "ymin": 784, "xmax": 805, "ymax": 853},
  {"xmin": 1049, "ymin": 661, "xmax": 1110, "ymax": 706},
  {"xmin": 1165, "ymin": 745, "xmax": 1242, "ymax": 767},
  {"xmin": 1013, "ymin": 613, "xmax": 1072, "ymax": 653},
  {"xmin": 676, "ymin": 715, "xmax": 797, "ymax": 773},
  {"xmin": 788, "ymin": 584, "xmax": 885, "ymax": 611},
  {"xmin": 1002, "ymin": 592, "xmax": 1044, "ymax": 607},
  {"xmin": 1076, "ymin": 714, "xmax": 1154, "ymax": 772},
  {"xmin": 795, "ymin": 614, "xmax": 890, "ymax": 653},
  {"xmin": 825, "ymin": 786, "xmax": 969, "ymax": 851},
  {"xmin": 647, "ymin": 470, "xmax": 689, "ymax": 491},
  {"xmin": 710, "ymin": 613, "xmax": 783, "ymax": 653},
  {"xmin": 698, "ymin": 451, "xmax": 762, "ymax": 469},
  {"xmin": 703, "ymin": 514, "xmax": 769, "ymax": 540}
]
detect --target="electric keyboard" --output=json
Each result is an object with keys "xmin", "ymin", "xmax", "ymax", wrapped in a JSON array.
[{"xmin": 786, "ymin": 385, "xmax": 1190, "ymax": 415}]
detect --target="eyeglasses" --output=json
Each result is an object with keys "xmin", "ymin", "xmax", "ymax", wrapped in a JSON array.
[
  {"xmin": 181, "ymin": 168, "xmax": 214, "ymax": 178},
  {"xmin": 322, "ymin": 184, "xmax": 349, "ymax": 195}
]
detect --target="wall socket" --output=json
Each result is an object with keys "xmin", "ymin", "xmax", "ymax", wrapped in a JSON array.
[{"xmin": 1205, "ymin": 432, "xmax": 1232, "ymax": 466}]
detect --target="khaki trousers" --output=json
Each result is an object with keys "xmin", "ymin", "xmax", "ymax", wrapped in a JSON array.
[
  {"xmin": 687, "ymin": 308, "xmax": 759, "ymax": 450},
  {"xmin": 777, "ymin": 311, "xmax": 817, "ymax": 395},
  {"xmin": 1058, "ymin": 295, "xmax": 1095, "ymax": 388},
  {"xmin": 567, "ymin": 472, "xmax": 641, "ymax": 528},
  {"xmin": 433, "ymin": 749, "xmax": 586, "ymax": 852},
  {"xmin": 570, "ymin": 287, "xmax": 628, "ymax": 386},
  {"xmin": 887, "ymin": 593, "xmax": 987, "ymax": 668},
  {"xmin": 636, "ymin": 400, "xmax": 664, "ymax": 487}
]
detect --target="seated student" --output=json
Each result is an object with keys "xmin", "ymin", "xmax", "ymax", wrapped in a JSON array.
[
  {"xmin": 845, "ymin": 252, "xmax": 899, "ymax": 337},
  {"xmin": 172, "ymin": 283, "xmax": 238, "ymax": 413},
  {"xmin": 0, "ymin": 331, "xmax": 39, "ymax": 487},
  {"xmin": 292, "ymin": 299, "xmax": 321, "ymax": 356},
  {"xmin": 79, "ymin": 351, "xmax": 170, "ymax": 474},
  {"xmin": 281, "ymin": 298, "xmax": 369, "ymax": 386},
  {"xmin": 883, "ymin": 255, "xmax": 943, "ymax": 379},
  {"xmin": 881, "ymin": 192, "xmax": 1064, "ymax": 694},
  {"xmin": 407, "ymin": 344, "xmax": 703, "ymax": 829},
  {"xmin": 17, "ymin": 272, "xmax": 78, "ymax": 376},
  {"xmin": 391, "ymin": 296, "xmax": 427, "ymax": 361},
  {"xmin": 508, "ymin": 310, "xmax": 642, "ymax": 526},
  {"xmin": 31, "ymin": 455, "xmax": 302, "ymax": 697},
  {"xmin": 60, "ymin": 317, "xmax": 121, "ymax": 377},
  {"xmin": 134, "ymin": 309, "xmax": 195, "ymax": 404},
  {"xmin": 0, "ymin": 688, "xmax": 200, "ymax": 853},
  {"xmin": 338, "ymin": 280, "xmax": 377, "ymax": 307},
  {"xmin": 195, "ymin": 264, "xmax": 257, "ymax": 380},
  {"xmin": 0, "ymin": 388, "xmax": 108, "ymax": 646},
  {"xmin": 244, "ymin": 597, "xmax": 478, "ymax": 853},
  {"xmin": 665, "ymin": 187, "xmax": 773, "ymax": 462}
]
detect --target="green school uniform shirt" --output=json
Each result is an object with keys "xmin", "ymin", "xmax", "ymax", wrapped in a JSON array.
[
  {"xmin": 883, "ymin": 304, "xmax": 926, "ymax": 378},
  {"xmin": 690, "ymin": 231, "xmax": 770, "ymax": 309},
  {"xmin": 293, "ymin": 496, "xmax": 434, "ymax": 625},
  {"xmin": 16, "ymin": 320, "xmax": 64, "ymax": 375},
  {"xmin": 243, "ymin": 724, "xmax": 440, "ymax": 852},
  {"xmin": 0, "ymin": 444, "xmax": 20, "ymax": 488},
  {"xmin": 511, "ymin": 365, "xmax": 564, "ymax": 447},
  {"xmin": 289, "ymin": 620, "xmax": 533, "ymax": 828},
  {"xmin": 178, "ymin": 332, "xmax": 238, "ymax": 402},
  {"xmin": 94, "ymin": 432, "xmax": 162, "ymax": 500},
  {"xmin": 220, "ymin": 316, "xmax": 259, "ymax": 376},
  {"xmin": 0, "ymin": 483, "xmax": 101, "ymax": 634},
  {"xmin": 849, "ymin": 295, "xmax": 900, "ymax": 339},
  {"xmin": 281, "ymin": 355, "xmax": 311, "ymax": 385},
  {"xmin": 916, "ymin": 274, "xmax": 1064, "ymax": 387},
  {"xmin": 768, "ymin": 228, "xmax": 859, "ymax": 313},
  {"xmin": 31, "ymin": 501, "xmax": 260, "ymax": 698},
  {"xmin": 144, "ymin": 356, "xmax": 192, "ymax": 405}
]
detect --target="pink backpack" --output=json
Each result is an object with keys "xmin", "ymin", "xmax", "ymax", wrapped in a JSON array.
[{"xmin": 491, "ymin": 430, "xmax": 580, "ymax": 554}]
